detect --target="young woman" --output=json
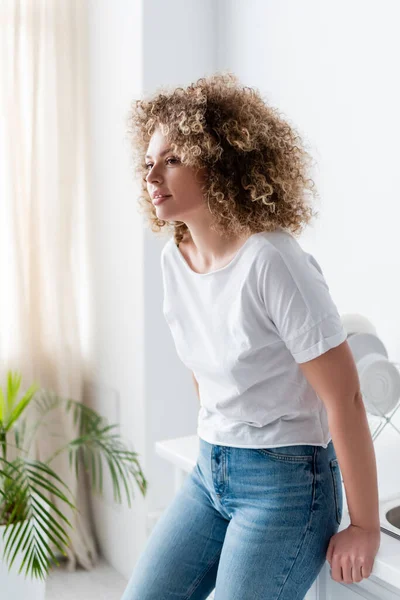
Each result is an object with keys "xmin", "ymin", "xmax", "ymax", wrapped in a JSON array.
[{"xmin": 121, "ymin": 72, "xmax": 380, "ymax": 600}]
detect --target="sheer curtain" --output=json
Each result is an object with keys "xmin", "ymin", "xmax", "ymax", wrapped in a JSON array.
[{"xmin": 0, "ymin": 0, "xmax": 98, "ymax": 571}]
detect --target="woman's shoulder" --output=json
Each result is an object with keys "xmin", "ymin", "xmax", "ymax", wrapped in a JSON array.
[
  {"xmin": 255, "ymin": 229, "xmax": 323, "ymax": 284},
  {"xmin": 159, "ymin": 237, "xmax": 174, "ymax": 271},
  {"xmin": 255, "ymin": 228, "xmax": 305, "ymax": 261},
  {"xmin": 161, "ymin": 236, "xmax": 176, "ymax": 255}
]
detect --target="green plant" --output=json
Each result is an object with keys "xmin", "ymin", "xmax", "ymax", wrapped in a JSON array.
[{"xmin": 0, "ymin": 370, "xmax": 147, "ymax": 581}]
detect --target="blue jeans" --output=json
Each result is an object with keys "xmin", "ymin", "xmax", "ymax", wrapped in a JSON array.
[{"xmin": 121, "ymin": 438, "xmax": 343, "ymax": 600}]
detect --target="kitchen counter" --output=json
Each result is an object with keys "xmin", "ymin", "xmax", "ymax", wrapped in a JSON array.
[{"xmin": 155, "ymin": 434, "xmax": 400, "ymax": 595}]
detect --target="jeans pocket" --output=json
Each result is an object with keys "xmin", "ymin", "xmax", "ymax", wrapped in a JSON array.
[
  {"xmin": 255, "ymin": 444, "xmax": 315, "ymax": 463},
  {"xmin": 329, "ymin": 458, "xmax": 343, "ymax": 525}
]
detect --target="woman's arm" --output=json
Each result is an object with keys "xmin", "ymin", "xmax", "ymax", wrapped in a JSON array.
[
  {"xmin": 299, "ymin": 340, "xmax": 380, "ymax": 532},
  {"xmin": 299, "ymin": 339, "xmax": 381, "ymax": 582},
  {"xmin": 191, "ymin": 371, "xmax": 200, "ymax": 402}
]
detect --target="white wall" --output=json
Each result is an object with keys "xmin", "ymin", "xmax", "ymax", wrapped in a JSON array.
[
  {"xmin": 86, "ymin": 0, "xmax": 400, "ymax": 582},
  {"xmin": 216, "ymin": 0, "xmax": 400, "ymax": 495},
  {"xmin": 86, "ymin": 0, "xmax": 146, "ymax": 580}
]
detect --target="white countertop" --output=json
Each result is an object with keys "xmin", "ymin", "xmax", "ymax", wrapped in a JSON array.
[{"xmin": 155, "ymin": 434, "xmax": 400, "ymax": 592}]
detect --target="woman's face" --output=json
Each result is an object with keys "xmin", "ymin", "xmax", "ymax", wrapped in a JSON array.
[{"xmin": 145, "ymin": 127, "xmax": 208, "ymax": 222}]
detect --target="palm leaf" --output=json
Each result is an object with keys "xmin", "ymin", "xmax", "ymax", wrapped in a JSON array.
[
  {"xmin": 64, "ymin": 423, "xmax": 147, "ymax": 505},
  {"xmin": 0, "ymin": 455, "xmax": 77, "ymax": 578},
  {"xmin": 7, "ymin": 371, "xmax": 22, "ymax": 412},
  {"xmin": 39, "ymin": 397, "xmax": 147, "ymax": 502},
  {"xmin": 13, "ymin": 417, "xmax": 28, "ymax": 451},
  {"xmin": 5, "ymin": 382, "xmax": 40, "ymax": 431},
  {"xmin": 0, "ymin": 387, "xmax": 5, "ymax": 424},
  {"xmin": 0, "ymin": 372, "xmax": 148, "ymax": 581}
]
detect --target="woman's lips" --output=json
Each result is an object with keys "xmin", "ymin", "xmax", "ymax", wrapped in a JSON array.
[{"xmin": 153, "ymin": 195, "xmax": 171, "ymax": 205}]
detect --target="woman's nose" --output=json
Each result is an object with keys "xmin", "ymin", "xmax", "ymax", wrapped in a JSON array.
[{"xmin": 146, "ymin": 168, "xmax": 162, "ymax": 184}]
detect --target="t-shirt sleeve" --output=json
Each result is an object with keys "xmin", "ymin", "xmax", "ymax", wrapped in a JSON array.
[{"xmin": 260, "ymin": 248, "xmax": 347, "ymax": 363}]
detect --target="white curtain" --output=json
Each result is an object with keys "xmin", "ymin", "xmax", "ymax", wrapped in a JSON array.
[{"xmin": 0, "ymin": 0, "xmax": 98, "ymax": 571}]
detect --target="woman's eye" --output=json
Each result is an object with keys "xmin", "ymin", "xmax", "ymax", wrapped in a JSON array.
[{"xmin": 145, "ymin": 157, "xmax": 179, "ymax": 170}]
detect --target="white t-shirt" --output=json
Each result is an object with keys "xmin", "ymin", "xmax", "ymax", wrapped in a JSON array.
[{"xmin": 160, "ymin": 228, "xmax": 347, "ymax": 449}]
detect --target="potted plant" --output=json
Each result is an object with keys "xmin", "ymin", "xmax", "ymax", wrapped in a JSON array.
[{"xmin": 0, "ymin": 370, "xmax": 147, "ymax": 596}]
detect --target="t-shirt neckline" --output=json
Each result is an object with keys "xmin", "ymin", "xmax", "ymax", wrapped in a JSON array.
[{"xmin": 172, "ymin": 232, "xmax": 264, "ymax": 276}]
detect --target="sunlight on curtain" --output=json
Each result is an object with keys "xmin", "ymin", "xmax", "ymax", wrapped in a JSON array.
[{"xmin": 0, "ymin": 0, "xmax": 98, "ymax": 571}]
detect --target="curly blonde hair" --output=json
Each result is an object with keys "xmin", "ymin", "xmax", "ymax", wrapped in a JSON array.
[{"xmin": 126, "ymin": 71, "xmax": 319, "ymax": 246}]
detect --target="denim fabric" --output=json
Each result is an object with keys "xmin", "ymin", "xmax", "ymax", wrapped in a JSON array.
[{"xmin": 121, "ymin": 439, "xmax": 342, "ymax": 600}]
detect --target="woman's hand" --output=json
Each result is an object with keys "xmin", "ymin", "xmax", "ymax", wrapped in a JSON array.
[{"xmin": 326, "ymin": 524, "xmax": 381, "ymax": 583}]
